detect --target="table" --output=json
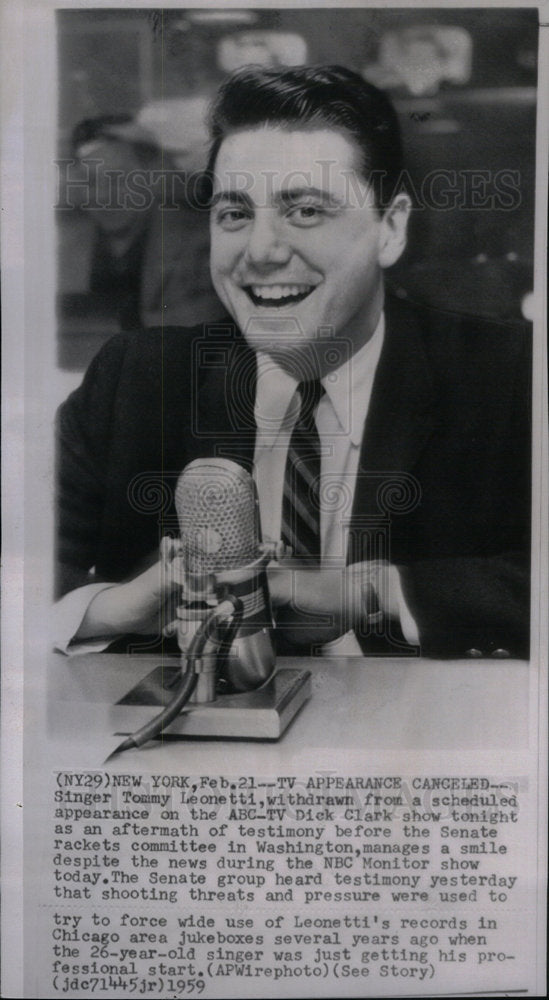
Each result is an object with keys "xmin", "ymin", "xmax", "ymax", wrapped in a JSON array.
[{"xmin": 46, "ymin": 651, "xmax": 530, "ymax": 769}]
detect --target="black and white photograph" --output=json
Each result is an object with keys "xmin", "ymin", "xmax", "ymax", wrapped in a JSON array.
[{"xmin": 2, "ymin": 1, "xmax": 547, "ymax": 997}]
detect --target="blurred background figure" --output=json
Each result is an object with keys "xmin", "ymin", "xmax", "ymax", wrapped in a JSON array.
[{"xmin": 57, "ymin": 110, "xmax": 222, "ymax": 365}]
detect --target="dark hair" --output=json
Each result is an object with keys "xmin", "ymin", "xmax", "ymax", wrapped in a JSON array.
[
  {"xmin": 204, "ymin": 65, "xmax": 404, "ymax": 212},
  {"xmin": 71, "ymin": 115, "xmax": 160, "ymax": 165}
]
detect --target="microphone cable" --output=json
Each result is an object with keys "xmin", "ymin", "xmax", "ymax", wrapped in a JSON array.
[{"xmin": 105, "ymin": 595, "xmax": 243, "ymax": 760}]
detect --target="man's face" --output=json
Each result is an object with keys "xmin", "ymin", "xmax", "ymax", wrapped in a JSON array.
[
  {"xmin": 77, "ymin": 138, "xmax": 148, "ymax": 236},
  {"xmin": 210, "ymin": 126, "xmax": 399, "ymax": 372}
]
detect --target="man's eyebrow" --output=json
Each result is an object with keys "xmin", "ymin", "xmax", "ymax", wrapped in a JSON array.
[
  {"xmin": 210, "ymin": 190, "xmax": 253, "ymax": 209},
  {"xmin": 275, "ymin": 186, "xmax": 344, "ymax": 207},
  {"xmin": 210, "ymin": 186, "xmax": 345, "ymax": 209}
]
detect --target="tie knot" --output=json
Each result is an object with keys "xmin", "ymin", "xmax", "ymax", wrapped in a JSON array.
[{"xmin": 297, "ymin": 379, "xmax": 325, "ymax": 424}]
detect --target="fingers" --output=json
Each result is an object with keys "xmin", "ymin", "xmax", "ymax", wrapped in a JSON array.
[
  {"xmin": 266, "ymin": 562, "xmax": 293, "ymax": 607},
  {"xmin": 345, "ymin": 559, "xmax": 401, "ymax": 619},
  {"xmin": 160, "ymin": 536, "xmax": 181, "ymax": 562},
  {"xmin": 160, "ymin": 536, "xmax": 186, "ymax": 591}
]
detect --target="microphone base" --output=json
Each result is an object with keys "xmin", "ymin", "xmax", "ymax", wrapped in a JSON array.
[{"xmin": 112, "ymin": 667, "xmax": 312, "ymax": 741}]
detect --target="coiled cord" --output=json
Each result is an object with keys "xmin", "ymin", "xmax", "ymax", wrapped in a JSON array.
[{"xmin": 106, "ymin": 595, "xmax": 243, "ymax": 759}]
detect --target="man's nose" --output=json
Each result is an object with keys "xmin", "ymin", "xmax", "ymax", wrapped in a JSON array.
[{"xmin": 244, "ymin": 211, "xmax": 292, "ymax": 269}]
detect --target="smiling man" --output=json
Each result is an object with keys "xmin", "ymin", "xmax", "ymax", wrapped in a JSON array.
[
  {"xmin": 209, "ymin": 128, "xmax": 399, "ymax": 362},
  {"xmin": 56, "ymin": 66, "xmax": 531, "ymax": 659}
]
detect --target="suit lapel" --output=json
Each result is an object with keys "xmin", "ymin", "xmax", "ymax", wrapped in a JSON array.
[
  {"xmin": 351, "ymin": 296, "xmax": 438, "ymax": 527},
  {"xmin": 196, "ymin": 325, "xmax": 258, "ymax": 471}
]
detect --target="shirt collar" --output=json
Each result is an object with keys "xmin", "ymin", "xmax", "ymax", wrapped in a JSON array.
[
  {"xmin": 254, "ymin": 312, "xmax": 385, "ymax": 447},
  {"xmin": 325, "ymin": 311, "xmax": 384, "ymax": 445}
]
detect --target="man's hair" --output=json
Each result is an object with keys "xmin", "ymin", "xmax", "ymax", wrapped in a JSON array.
[
  {"xmin": 204, "ymin": 65, "xmax": 404, "ymax": 212},
  {"xmin": 71, "ymin": 115, "xmax": 160, "ymax": 166}
]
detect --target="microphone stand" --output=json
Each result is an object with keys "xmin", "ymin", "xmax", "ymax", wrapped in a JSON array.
[
  {"xmin": 105, "ymin": 595, "xmax": 243, "ymax": 759},
  {"xmin": 110, "ymin": 541, "xmax": 312, "ymax": 749}
]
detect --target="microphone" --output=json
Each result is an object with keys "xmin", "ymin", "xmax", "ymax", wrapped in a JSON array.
[
  {"xmin": 108, "ymin": 459, "xmax": 310, "ymax": 758},
  {"xmin": 173, "ymin": 458, "xmax": 277, "ymax": 702}
]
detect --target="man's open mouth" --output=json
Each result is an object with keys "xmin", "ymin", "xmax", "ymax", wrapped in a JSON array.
[{"xmin": 244, "ymin": 283, "xmax": 316, "ymax": 308}]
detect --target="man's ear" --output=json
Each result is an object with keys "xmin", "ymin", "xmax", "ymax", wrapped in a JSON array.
[{"xmin": 378, "ymin": 193, "xmax": 412, "ymax": 268}]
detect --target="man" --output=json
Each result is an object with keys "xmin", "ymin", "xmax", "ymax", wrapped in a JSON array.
[
  {"xmin": 59, "ymin": 114, "xmax": 221, "ymax": 332},
  {"xmin": 56, "ymin": 66, "xmax": 530, "ymax": 658}
]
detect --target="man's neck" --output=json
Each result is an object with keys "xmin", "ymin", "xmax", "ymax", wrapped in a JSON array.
[{"xmin": 264, "ymin": 281, "xmax": 384, "ymax": 379}]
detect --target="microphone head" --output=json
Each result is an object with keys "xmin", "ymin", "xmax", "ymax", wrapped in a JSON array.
[{"xmin": 174, "ymin": 458, "xmax": 261, "ymax": 575}]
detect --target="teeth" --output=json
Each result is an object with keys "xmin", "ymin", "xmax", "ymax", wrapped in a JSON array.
[{"xmin": 250, "ymin": 283, "xmax": 312, "ymax": 300}]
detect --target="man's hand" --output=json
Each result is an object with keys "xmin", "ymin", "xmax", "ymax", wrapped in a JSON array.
[
  {"xmin": 73, "ymin": 538, "xmax": 184, "ymax": 641},
  {"xmin": 267, "ymin": 558, "xmax": 393, "ymax": 649}
]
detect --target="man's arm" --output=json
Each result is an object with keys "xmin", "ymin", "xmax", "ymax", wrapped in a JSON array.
[
  {"xmin": 72, "ymin": 547, "xmax": 182, "ymax": 642},
  {"xmin": 267, "ymin": 559, "xmax": 403, "ymax": 650},
  {"xmin": 399, "ymin": 553, "xmax": 530, "ymax": 657},
  {"xmin": 56, "ymin": 333, "xmax": 130, "ymax": 598},
  {"xmin": 399, "ymin": 321, "xmax": 531, "ymax": 658},
  {"xmin": 267, "ymin": 550, "xmax": 529, "ymax": 658}
]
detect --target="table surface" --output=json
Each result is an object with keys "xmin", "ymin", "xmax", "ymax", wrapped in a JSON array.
[{"xmin": 46, "ymin": 651, "xmax": 530, "ymax": 769}]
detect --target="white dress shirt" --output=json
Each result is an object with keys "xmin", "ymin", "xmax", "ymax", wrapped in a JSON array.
[
  {"xmin": 254, "ymin": 314, "xmax": 384, "ymax": 560},
  {"xmin": 253, "ymin": 313, "xmax": 418, "ymax": 655}
]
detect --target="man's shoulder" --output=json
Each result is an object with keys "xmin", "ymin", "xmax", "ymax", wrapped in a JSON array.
[
  {"xmin": 88, "ymin": 317, "xmax": 238, "ymax": 367},
  {"xmin": 134, "ymin": 317, "xmax": 240, "ymax": 349},
  {"xmin": 385, "ymin": 291, "xmax": 531, "ymax": 368}
]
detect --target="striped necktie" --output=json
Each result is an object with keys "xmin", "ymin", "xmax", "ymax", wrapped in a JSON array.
[{"xmin": 281, "ymin": 380, "xmax": 325, "ymax": 563}]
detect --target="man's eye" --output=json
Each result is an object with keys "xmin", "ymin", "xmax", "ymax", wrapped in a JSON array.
[
  {"xmin": 287, "ymin": 204, "xmax": 324, "ymax": 226},
  {"xmin": 215, "ymin": 207, "xmax": 250, "ymax": 230}
]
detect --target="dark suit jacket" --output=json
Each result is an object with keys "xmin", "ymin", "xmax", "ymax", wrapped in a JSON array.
[{"xmin": 57, "ymin": 294, "xmax": 531, "ymax": 657}]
